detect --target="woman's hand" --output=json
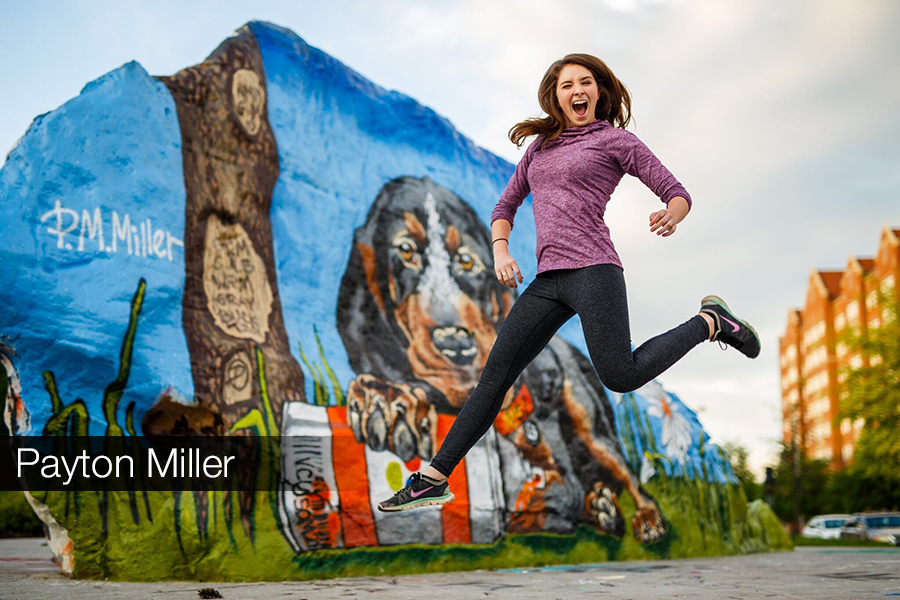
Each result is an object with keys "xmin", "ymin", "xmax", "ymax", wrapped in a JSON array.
[
  {"xmin": 649, "ymin": 196, "xmax": 689, "ymax": 237},
  {"xmin": 494, "ymin": 244, "xmax": 524, "ymax": 288},
  {"xmin": 649, "ymin": 208, "xmax": 677, "ymax": 237}
]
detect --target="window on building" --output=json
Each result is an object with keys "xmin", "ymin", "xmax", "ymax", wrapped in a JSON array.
[{"xmin": 867, "ymin": 290, "xmax": 878, "ymax": 309}]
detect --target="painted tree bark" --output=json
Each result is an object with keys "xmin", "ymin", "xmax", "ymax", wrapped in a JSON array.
[{"xmin": 153, "ymin": 26, "xmax": 305, "ymax": 435}]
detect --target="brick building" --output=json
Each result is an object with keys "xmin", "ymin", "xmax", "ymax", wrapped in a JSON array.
[{"xmin": 779, "ymin": 225, "xmax": 899, "ymax": 469}]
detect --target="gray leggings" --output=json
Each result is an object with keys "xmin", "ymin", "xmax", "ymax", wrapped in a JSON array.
[{"xmin": 429, "ymin": 263, "xmax": 708, "ymax": 477}]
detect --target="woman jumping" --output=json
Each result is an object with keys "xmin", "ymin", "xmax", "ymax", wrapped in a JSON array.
[{"xmin": 377, "ymin": 53, "xmax": 760, "ymax": 512}]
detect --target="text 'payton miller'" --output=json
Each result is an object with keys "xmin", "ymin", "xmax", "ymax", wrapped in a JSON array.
[{"xmin": 17, "ymin": 448, "xmax": 236, "ymax": 485}]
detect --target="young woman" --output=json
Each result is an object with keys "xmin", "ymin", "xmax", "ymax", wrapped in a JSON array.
[{"xmin": 378, "ymin": 53, "xmax": 760, "ymax": 512}]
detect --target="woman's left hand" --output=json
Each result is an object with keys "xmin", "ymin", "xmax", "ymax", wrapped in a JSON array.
[{"xmin": 649, "ymin": 209, "xmax": 677, "ymax": 237}]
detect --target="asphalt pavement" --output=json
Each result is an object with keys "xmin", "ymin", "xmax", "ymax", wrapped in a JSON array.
[{"xmin": 0, "ymin": 537, "xmax": 898, "ymax": 599}]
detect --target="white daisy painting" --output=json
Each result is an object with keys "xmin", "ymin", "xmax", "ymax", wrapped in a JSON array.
[{"xmin": 642, "ymin": 381, "xmax": 694, "ymax": 465}]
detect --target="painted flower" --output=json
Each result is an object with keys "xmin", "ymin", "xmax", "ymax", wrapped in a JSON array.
[
  {"xmin": 644, "ymin": 386, "xmax": 693, "ymax": 464},
  {"xmin": 640, "ymin": 454, "xmax": 656, "ymax": 484}
]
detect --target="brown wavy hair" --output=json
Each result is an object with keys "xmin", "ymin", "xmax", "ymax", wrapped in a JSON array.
[{"xmin": 509, "ymin": 53, "xmax": 632, "ymax": 148}]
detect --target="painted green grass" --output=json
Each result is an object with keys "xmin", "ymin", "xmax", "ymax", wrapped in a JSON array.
[
  {"xmin": 0, "ymin": 490, "xmax": 43, "ymax": 537},
  {"xmin": 27, "ymin": 277, "xmax": 789, "ymax": 581},
  {"xmin": 37, "ymin": 477, "xmax": 789, "ymax": 581},
  {"xmin": 297, "ymin": 326, "xmax": 345, "ymax": 407}
]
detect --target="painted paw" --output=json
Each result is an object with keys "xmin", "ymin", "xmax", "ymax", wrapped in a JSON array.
[
  {"xmin": 345, "ymin": 374, "xmax": 437, "ymax": 461},
  {"xmin": 584, "ymin": 482, "xmax": 625, "ymax": 538},
  {"xmin": 632, "ymin": 506, "xmax": 666, "ymax": 544}
]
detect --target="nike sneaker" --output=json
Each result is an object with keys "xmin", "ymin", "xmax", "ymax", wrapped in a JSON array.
[
  {"xmin": 699, "ymin": 295, "xmax": 761, "ymax": 359},
  {"xmin": 377, "ymin": 472, "xmax": 454, "ymax": 512}
]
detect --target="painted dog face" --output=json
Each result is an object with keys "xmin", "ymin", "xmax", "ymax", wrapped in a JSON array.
[{"xmin": 338, "ymin": 177, "xmax": 513, "ymax": 410}]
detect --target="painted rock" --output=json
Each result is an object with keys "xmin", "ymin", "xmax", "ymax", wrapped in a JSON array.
[{"xmin": 0, "ymin": 21, "xmax": 786, "ymax": 580}]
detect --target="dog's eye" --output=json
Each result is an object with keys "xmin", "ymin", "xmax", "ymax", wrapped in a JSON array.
[
  {"xmin": 397, "ymin": 241, "xmax": 417, "ymax": 263},
  {"xmin": 453, "ymin": 248, "xmax": 484, "ymax": 276}
]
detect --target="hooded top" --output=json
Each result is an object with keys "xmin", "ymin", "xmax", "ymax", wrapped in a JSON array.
[{"xmin": 491, "ymin": 119, "xmax": 691, "ymax": 273}]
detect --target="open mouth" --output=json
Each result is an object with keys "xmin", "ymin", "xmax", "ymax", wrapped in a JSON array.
[{"xmin": 573, "ymin": 100, "xmax": 588, "ymax": 118}]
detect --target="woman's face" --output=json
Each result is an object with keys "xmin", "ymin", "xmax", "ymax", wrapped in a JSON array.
[{"xmin": 555, "ymin": 63, "xmax": 598, "ymax": 128}]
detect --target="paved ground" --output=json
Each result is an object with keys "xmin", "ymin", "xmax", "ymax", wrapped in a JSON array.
[{"xmin": 0, "ymin": 538, "xmax": 898, "ymax": 599}]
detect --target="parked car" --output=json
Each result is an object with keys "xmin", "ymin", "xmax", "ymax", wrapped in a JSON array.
[
  {"xmin": 839, "ymin": 512, "xmax": 900, "ymax": 545},
  {"xmin": 801, "ymin": 514, "xmax": 852, "ymax": 539}
]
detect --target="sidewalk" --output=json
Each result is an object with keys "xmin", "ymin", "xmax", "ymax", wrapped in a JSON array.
[{"xmin": 1, "ymin": 537, "xmax": 898, "ymax": 599}]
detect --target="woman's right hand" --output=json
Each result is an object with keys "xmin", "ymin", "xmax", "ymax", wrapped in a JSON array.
[{"xmin": 494, "ymin": 245, "xmax": 524, "ymax": 288}]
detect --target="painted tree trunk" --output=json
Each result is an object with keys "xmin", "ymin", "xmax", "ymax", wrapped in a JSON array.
[{"xmin": 156, "ymin": 26, "xmax": 304, "ymax": 434}]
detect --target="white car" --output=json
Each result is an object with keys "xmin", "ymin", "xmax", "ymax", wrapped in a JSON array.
[{"xmin": 801, "ymin": 514, "xmax": 852, "ymax": 539}]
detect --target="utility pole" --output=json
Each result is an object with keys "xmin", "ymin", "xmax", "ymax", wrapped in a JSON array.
[{"xmin": 791, "ymin": 413, "xmax": 802, "ymax": 533}]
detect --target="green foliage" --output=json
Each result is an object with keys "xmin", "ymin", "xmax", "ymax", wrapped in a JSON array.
[
  {"xmin": 722, "ymin": 441, "xmax": 763, "ymax": 502},
  {"xmin": 837, "ymin": 287, "xmax": 900, "ymax": 510},
  {"xmin": 770, "ymin": 443, "xmax": 899, "ymax": 524},
  {"xmin": 770, "ymin": 443, "xmax": 833, "ymax": 524}
]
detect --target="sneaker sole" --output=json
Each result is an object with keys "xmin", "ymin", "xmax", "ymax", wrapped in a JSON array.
[
  {"xmin": 700, "ymin": 295, "xmax": 761, "ymax": 358},
  {"xmin": 377, "ymin": 492, "xmax": 455, "ymax": 513}
]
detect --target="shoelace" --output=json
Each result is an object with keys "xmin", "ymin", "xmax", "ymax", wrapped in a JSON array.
[{"xmin": 395, "ymin": 474, "xmax": 419, "ymax": 498}]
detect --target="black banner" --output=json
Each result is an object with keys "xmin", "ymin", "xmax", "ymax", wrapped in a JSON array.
[{"xmin": 2, "ymin": 436, "xmax": 281, "ymax": 492}]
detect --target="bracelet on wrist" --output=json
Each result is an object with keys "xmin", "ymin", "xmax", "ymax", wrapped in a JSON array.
[{"xmin": 492, "ymin": 238, "xmax": 509, "ymax": 245}]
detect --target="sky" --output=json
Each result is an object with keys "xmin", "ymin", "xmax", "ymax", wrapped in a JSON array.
[{"xmin": 2, "ymin": 0, "xmax": 898, "ymax": 476}]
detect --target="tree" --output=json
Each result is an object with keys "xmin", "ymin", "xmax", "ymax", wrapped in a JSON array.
[
  {"xmin": 722, "ymin": 441, "xmax": 762, "ymax": 502},
  {"xmin": 838, "ymin": 287, "xmax": 900, "ymax": 510},
  {"xmin": 770, "ymin": 442, "xmax": 832, "ymax": 529}
]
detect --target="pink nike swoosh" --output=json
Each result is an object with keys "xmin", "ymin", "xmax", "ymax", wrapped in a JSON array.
[
  {"xmin": 410, "ymin": 485, "xmax": 435, "ymax": 498},
  {"xmin": 721, "ymin": 315, "xmax": 740, "ymax": 333}
]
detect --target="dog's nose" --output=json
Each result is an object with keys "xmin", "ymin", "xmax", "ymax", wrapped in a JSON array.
[{"xmin": 431, "ymin": 326, "xmax": 477, "ymax": 366}]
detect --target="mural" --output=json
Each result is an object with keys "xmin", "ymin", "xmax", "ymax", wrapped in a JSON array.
[{"xmin": 0, "ymin": 21, "xmax": 790, "ymax": 580}]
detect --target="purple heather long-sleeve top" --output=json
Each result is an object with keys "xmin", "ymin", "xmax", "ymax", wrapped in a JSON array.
[{"xmin": 491, "ymin": 119, "xmax": 692, "ymax": 273}]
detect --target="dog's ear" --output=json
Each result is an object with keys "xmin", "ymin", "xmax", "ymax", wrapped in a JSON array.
[
  {"xmin": 337, "ymin": 227, "xmax": 413, "ymax": 384},
  {"xmin": 356, "ymin": 242, "xmax": 386, "ymax": 315}
]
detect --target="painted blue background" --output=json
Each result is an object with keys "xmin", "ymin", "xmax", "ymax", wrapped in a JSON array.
[{"xmin": 0, "ymin": 61, "xmax": 192, "ymax": 434}]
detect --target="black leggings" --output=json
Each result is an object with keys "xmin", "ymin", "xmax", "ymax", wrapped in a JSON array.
[{"xmin": 429, "ymin": 263, "xmax": 709, "ymax": 477}]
